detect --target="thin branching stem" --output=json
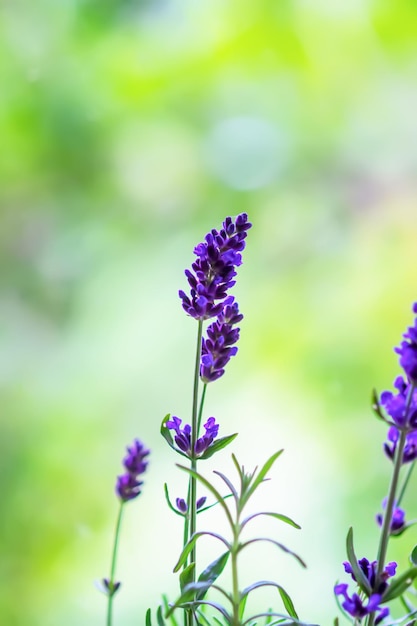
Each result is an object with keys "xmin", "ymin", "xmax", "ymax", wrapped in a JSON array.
[{"xmin": 106, "ymin": 502, "xmax": 124, "ymax": 626}]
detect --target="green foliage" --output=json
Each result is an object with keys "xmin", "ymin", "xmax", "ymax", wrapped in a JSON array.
[{"xmin": 169, "ymin": 452, "xmax": 304, "ymax": 624}]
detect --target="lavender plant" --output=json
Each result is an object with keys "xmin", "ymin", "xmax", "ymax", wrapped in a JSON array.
[{"xmin": 100, "ymin": 216, "xmax": 417, "ymax": 626}]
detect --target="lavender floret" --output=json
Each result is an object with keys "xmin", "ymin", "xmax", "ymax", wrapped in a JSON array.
[{"xmin": 166, "ymin": 416, "xmax": 220, "ymax": 458}]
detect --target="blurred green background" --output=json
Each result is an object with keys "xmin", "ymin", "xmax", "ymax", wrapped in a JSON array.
[{"xmin": 2, "ymin": 0, "xmax": 417, "ymax": 624}]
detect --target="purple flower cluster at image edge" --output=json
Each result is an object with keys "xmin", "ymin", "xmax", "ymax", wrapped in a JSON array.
[
  {"xmin": 166, "ymin": 416, "xmax": 219, "ymax": 458},
  {"xmin": 334, "ymin": 559, "xmax": 396, "ymax": 623},
  {"xmin": 381, "ymin": 303, "xmax": 417, "ymax": 464},
  {"xmin": 179, "ymin": 213, "xmax": 251, "ymax": 321},
  {"xmin": 116, "ymin": 439, "xmax": 150, "ymax": 502}
]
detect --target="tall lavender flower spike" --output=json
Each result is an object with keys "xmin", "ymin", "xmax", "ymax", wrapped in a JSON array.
[
  {"xmin": 201, "ymin": 301, "xmax": 243, "ymax": 382},
  {"xmin": 395, "ymin": 302, "xmax": 417, "ymax": 383},
  {"xmin": 179, "ymin": 213, "xmax": 252, "ymax": 320},
  {"xmin": 165, "ymin": 415, "xmax": 219, "ymax": 457},
  {"xmin": 116, "ymin": 439, "xmax": 150, "ymax": 502}
]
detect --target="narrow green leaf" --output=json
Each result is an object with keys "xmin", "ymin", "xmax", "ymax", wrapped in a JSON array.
[
  {"xmin": 177, "ymin": 464, "xmax": 234, "ymax": 528},
  {"xmin": 197, "ymin": 551, "xmax": 230, "ymax": 600},
  {"xmin": 180, "ymin": 563, "xmax": 196, "ymax": 591},
  {"xmin": 372, "ymin": 389, "xmax": 386, "ymax": 421},
  {"xmin": 157, "ymin": 605, "xmax": 166, "ymax": 626},
  {"xmin": 241, "ymin": 511, "xmax": 301, "ymax": 530},
  {"xmin": 278, "ymin": 586, "xmax": 299, "ymax": 619},
  {"xmin": 333, "ymin": 618, "xmax": 339, "ymax": 626},
  {"xmin": 243, "ymin": 450, "xmax": 284, "ymax": 505},
  {"xmin": 162, "ymin": 595, "xmax": 179, "ymax": 626},
  {"xmin": 146, "ymin": 608, "xmax": 152, "ymax": 626},
  {"xmin": 239, "ymin": 538, "xmax": 306, "ymax": 568},
  {"xmin": 345, "ymin": 527, "xmax": 372, "ymax": 595},
  {"xmin": 164, "ymin": 483, "xmax": 184, "ymax": 517},
  {"xmin": 212, "ymin": 470, "xmax": 238, "ymax": 500},
  {"xmin": 382, "ymin": 566, "xmax": 417, "ymax": 602},
  {"xmin": 411, "ymin": 545, "xmax": 417, "ymax": 566},
  {"xmin": 200, "ymin": 433, "xmax": 238, "ymax": 459},
  {"xmin": 238, "ymin": 590, "xmax": 248, "ymax": 620},
  {"xmin": 197, "ymin": 493, "xmax": 234, "ymax": 514},
  {"xmin": 174, "ymin": 531, "xmax": 230, "ymax": 572}
]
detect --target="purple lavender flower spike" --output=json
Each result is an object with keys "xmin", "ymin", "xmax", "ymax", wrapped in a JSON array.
[
  {"xmin": 166, "ymin": 415, "xmax": 220, "ymax": 458},
  {"xmin": 200, "ymin": 301, "xmax": 242, "ymax": 383},
  {"xmin": 334, "ymin": 584, "xmax": 389, "ymax": 623},
  {"xmin": 395, "ymin": 302, "xmax": 417, "ymax": 383},
  {"xmin": 179, "ymin": 213, "xmax": 252, "ymax": 321},
  {"xmin": 376, "ymin": 498, "xmax": 406, "ymax": 535},
  {"xmin": 116, "ymin": 438, "xmax": 150, "ymax": 502}
]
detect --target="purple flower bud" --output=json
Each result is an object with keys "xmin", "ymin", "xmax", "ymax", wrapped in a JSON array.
[
  {"xmin": 102, "ymin": 578, "xmax": 121, "ymax": 596},
  {"xmin": 196, "ymin": 496, "xmax": 207, "ymax": 510},
  {"xmin": 176, "ymin": 498, "xmax": 188, "ymax": 513}
]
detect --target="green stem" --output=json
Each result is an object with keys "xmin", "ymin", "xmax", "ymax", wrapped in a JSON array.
[
  {"xmin": 106, "ymin": 502, "xmax": 124, "ymax": 626},
  {"xmin": 397, "ymin": 459, "xmax": 416, "ymax": 506},
  {"xmin": 231, "ymin": 512, "xmax": 242, "ymax": 626},
  {"xmin": 375, "ymin": 428, "xmax": 407, "ymax": 575},
  {"xmin": 184, "ymin": 320, "xmax": 204, "ymax": 626},
  {"xmin": 197, "ymin": 383, "xmax": 208, "ymax": 435}
]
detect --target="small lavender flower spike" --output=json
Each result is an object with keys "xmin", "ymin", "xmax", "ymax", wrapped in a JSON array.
[
  {"xmin": 179, "ymin": 213, "xmax": 252, "ymax": 320},
  {"xmin": 334, "ymin": 584, "xmax": 388, "ymax": 624},
  {"xmin": 201, "ymin": 301, "xmax": 243, "ymax": 383},
  {"xmin": 376, "ymin": 498, "xmax": 406, "ymax": 535},
  {"xmin": 395, "ymin": 302, "xmax": 417, "ymax": 383},
  {"xmin": 116, "ymin": 438, "xmax": 150, "ymax": 502},
  {"xmin": 166, "ymin": 415, "xmax": 220, "ymax": 458}
]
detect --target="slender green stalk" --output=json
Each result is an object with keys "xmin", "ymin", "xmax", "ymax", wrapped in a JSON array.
[
  {"xmin": 183, "ymin": 320, "xmax": 204, "ymax": 626},
  {"xmin": 375, "ymin": 428, "xmax": 407, "ymax": 575},
  {"xmin": 106, "ymin": 502, "xmax": 124, "ymax": 626},
  {"xmin": 367, "ymin": 385, "xmax": 415, "ymax": 626},
  {"xmin": 230, "ymin": 523, "xmax": 241, "ymax": 626},
  {"xmin": 397, "ymin": 459, "xmax": 416, "ymax": 506},
  {"xmin": 197, "ymin": 383, "xmax": 208, "ymax": 435}
]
